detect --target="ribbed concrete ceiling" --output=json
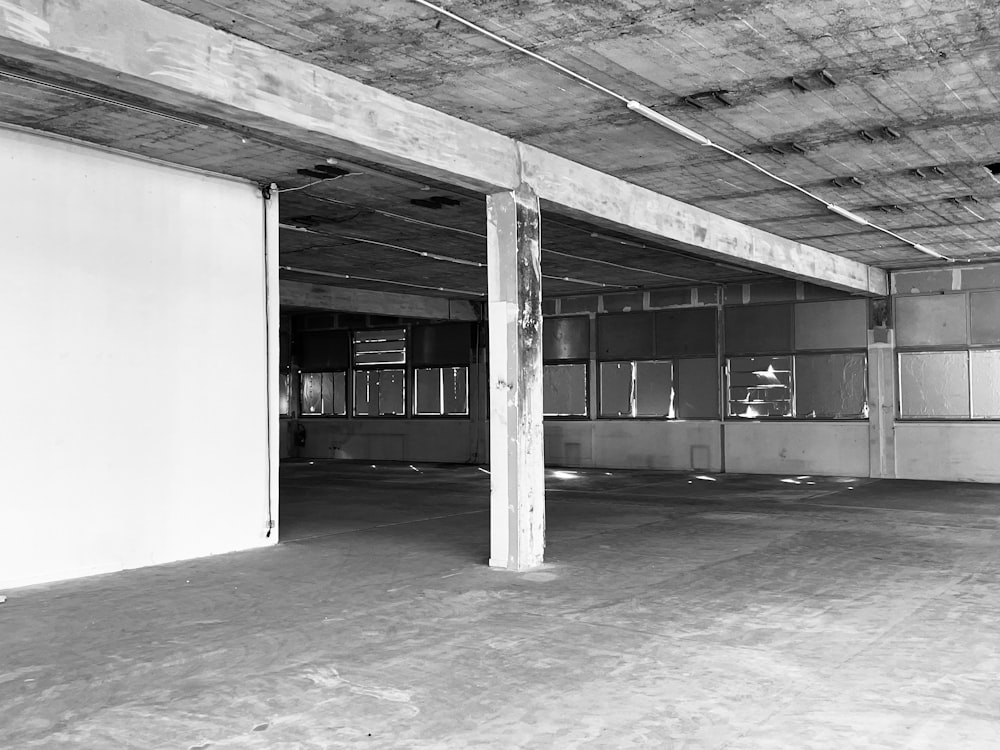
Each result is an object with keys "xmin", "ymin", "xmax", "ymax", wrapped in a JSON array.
[
  {"xmin": 0, "ymin": 71, "xmax": 767, "ymax": 299},
  {"xmin": 143, "ymin": 0, "xmax": 1000, "ymax": 267},
  {"xmin": 8, "ymin": 0, "xmax": 1000, "ymax": 303}
]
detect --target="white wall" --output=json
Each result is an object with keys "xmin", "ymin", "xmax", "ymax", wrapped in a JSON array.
[
  {"xmin": 724, "ymin": 422, "xmax": 870, "ymax": 477},
  {"xmin": 294, "ymin": 418, "xmax": 483, "ymax": 464},
  {"xmin": 0, "ymin": 128, "xmax": 274, "ymax": 589},
  {"xmin": 896, "ymin": 423, "xmax": 1000, "ymax": 482},
  {"xmin": 545, "ymin": 420, "xmax": 723, "ymax": 471}
]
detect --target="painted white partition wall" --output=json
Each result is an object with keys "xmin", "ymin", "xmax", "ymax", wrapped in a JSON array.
[{"xmin": 0, "ymin": 128, "xmax": 275, "ymax": 589}]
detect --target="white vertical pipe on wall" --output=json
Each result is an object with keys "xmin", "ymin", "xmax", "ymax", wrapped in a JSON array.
[{"xmin": 263, "ymin": 184, "xmax": 281, "ymax": 538}]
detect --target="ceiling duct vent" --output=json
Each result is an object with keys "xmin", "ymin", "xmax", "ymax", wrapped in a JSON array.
[
  {"xmin": 830, "ymin": 176, "xmax": 865, "ymax": 188},
  {"xmin": 767, "ymin": 141, "xmax": 809, "ymax": 156},
  {"xmin": 682, "ymin": 89, "xmax": 733, "ymax": 109},
  {"xmin": 296, "ymin": 164, "xmax": 351, "ymax": 180},
  {"xmin": 790, "ymin": 69, "xmax": 837, "ymax": 92},
  {"xmin": 410, "ymin": 195, "xmax": 462, "ymax": 209}
]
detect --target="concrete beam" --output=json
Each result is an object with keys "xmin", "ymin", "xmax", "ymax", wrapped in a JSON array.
[
  {"xmin": 0, "ymin": 0, "xmax": 885, "ymax": 295},
  {"xmin": 519, "ymin": 144, "xmax": 888, "ymax": 296},
  {"xmin": 280, "ymin": 280, "xmax": 478, "ymax": 321},
  {"xmin": 486, "ymin": 185, "xmax": 545, "ymax": 571},
  {"xmin": 0, "ymin": 0, "xmax": 518, "ymax": 193}
]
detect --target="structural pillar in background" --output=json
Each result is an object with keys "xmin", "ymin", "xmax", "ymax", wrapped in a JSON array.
[
  {"xmin": 868, "ymin": 308, "xmax": 896, "ymax": 478},
  {"xmin": 486, "ymin": 184, "xmax": 545, "ymax": 570}
]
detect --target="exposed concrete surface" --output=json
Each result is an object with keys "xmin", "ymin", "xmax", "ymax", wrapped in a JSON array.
[{"xmin": 3, "ymin": 462, "xmax": 999, "ymax": 748}]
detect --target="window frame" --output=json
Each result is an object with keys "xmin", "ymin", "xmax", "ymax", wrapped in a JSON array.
[
  {"xmin": 411, "ymin": 364, "xmax": 471, "ymax": 418},
  {"xmin": 724, "ymin": 349, "xmax": 869, "ymax": 421},
  {"xmin": 542, "ymin": 361, "xmax": 591, "ymax": 419},
  {"xmin": 299, "ymin": 369, "xmax": 349, "ymax": 418},
  {"xmin": 894, "ymin": 291, "xmax": 1000, "ymax": 422},
  {"xmin": 597, "ymin": 358, "xmax": 677, "ymax": 420},
  {"xmin": 351, "ymin": 327, "xmax": 409, "ymax": 418}
]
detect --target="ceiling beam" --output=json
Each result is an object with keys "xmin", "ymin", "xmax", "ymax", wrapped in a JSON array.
[
  {"xmin": 0, "ymin": 0, "xmax": 885, "ymax": 295},
  {"xmin": 281, "ymin": 280, "xmax": 479, "ymax": 321},
  {"xmin": 520, "ymin": 144, "xmax": 887, "ymax": 294}
]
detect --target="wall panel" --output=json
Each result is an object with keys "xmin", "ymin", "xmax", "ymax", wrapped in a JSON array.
[{"xmin": 0, "ymin": 129, "xmax": 272, "ymax": 589}]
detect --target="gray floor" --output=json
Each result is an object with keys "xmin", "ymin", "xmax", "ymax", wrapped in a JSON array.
[{"xmin": 3, "ymin": 461, "xmax": 999, "ymax": 748}]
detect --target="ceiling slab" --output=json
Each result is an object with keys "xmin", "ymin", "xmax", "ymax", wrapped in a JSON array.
[
  {"xmin": 0, "ymin": 0, "xmax": 887, "ymax": 296},
  {"xmin": 134, "ymin": 0, "xmax": 1000, "ymax": 266}
]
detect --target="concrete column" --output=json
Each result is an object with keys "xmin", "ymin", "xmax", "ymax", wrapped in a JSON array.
[
  {"xmin": 868, "ymin": 328, "xmax": 896, "ymax": 478},
  {"xmin": 486, "ymin": 184, "xmax": 545, "ymax": 570}
]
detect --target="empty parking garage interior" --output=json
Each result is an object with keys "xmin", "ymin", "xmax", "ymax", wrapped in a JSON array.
[{"xmin": 3, "ymin": 1, "xmax": 1000, "ymax": 747}]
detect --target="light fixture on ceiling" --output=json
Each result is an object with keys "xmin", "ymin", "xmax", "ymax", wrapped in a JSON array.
[
  {"xmin": 626, "ymin": 101, "xmax": 712, "ymax": 146},
  {"xmin": 911, "ymin": 243, "xmax": 948, "ymax": 260},
  {"xmin": 826, "ymin": 204, "xmax": 870, "ymax": 226}
]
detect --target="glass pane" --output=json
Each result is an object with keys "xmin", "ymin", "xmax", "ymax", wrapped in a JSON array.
[
  {"xmin": 353, "ymin": 329, "xmax": 407, "ymax": 366},
  {"xmin": 278, "ymin": 372, "xmax": 290, "ymax": 416},
  {"xmin": 354, "ymin": 370, "xmax": 377, "ymax": 416},
  {"xmin": 301, "ymin": 372, "xmax": 324, "ymax": 415},
  {"xmin": 635, "ymin": 360, "xmax": 673, "ymax": 417},
  {"xmin": 319, "ymin": 372, "xmax": 334, "ymax": 414},
  {"xmin": 415, "ymin": 368, "xmax": 442, "ymax": 415},
  {"xmin": 442, "ymin": 366, "xmax": 469, "ymax": 416},
  {"xmin": 727, "ymin": 356, "xmax": 792, "ymax": 418},
  {"xmin": 543, "ymin": 363, "xmax": 587, "ymax": 416},
  {"xmin": 899, "ymin": 351, "xmax": 970, "ymax": 418},
  {"xmin": 600, "ymin": 362, "xmax": 632, "ymax": 417},
  {"xmin": 677, "ymin": 358, "xmax": 719, "ymax": 419},
  {"xmin": 971, "ymin": 350, "xmax": 1000, "ymax": 418},
  {"xmin": 332, "ymin": 371, "xmax": 347, "ymax": 416},
  {"xmin": 796, "ymin": 353, "xmax": 867, "ymax": 419},
  {"xmin": 378, "ymin": 369, "xmax": 406, "ymax": 416}
]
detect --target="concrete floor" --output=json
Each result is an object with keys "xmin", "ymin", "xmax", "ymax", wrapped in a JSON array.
[{"xmin": 3, "ymin": 462, "xmax": 1000, "ymax": 749}]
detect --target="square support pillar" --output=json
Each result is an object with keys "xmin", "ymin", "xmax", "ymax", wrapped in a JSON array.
[
  {"xmin": 486, "ymin": 184, "xmax": 545, "ymax": 570},
  {"xmin": 868, "ymin": 329, "xmax": 896, "ymax": 478}
]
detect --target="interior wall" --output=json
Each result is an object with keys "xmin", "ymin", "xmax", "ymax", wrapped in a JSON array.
[
  {"xmin": 890, "ymin": 266, "xmax": 1000, "ymax": 482},
  {"xmin": 294, "ymin": 419, "xmax": 483, "ymax": 463},
  {"xmin": 545, "ymin": 421, "xmax": 723, "ymax": 471},
  {"xmin": 895, "ymin": 423, "xmax": 1000, "ymax": 482},
  {"xmin": 0, "ymin": 128, "xmax": 274, "ymax": 589},
  {"xmin": 724, "ymin": 422, "xmax": 870, "ymax": 477}
]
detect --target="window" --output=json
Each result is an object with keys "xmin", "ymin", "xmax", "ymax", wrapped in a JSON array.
[
  {"xmin": 279, "ymin": 372, "xmax": 291, "ymax": 416},
  {"xmin": 795, "ymin": 352, "xmax": 868, "ymax": 419},
  {"xmin": 895, "ymin": 292, "xmax": 1000, "ymax": 420},
  {"xmin": 897, "ymin": 349, "xmax": 1000, "ymax": 419},
  {"xmin": 354, "ymin": 369, "xmax": 405, "ymax": 416},
  {"xmin": 414, "ymin": 366, "xmax": 469, "ymax": 416},
  {"xmin": 599, "ymin": 361, "xmax": 674, "ymax": 418},
  {"xmin": 543, "ymin": 363, "xmax": 588, "ymax": 417},
  {"xmin": 301, "ymin": 371, "xmax": 347, "ymax": 416},
  {"xmin": 353, "ymin": 328, "xmax": 406, "ymax": 366},
  {"xmin": 724, "ymin": 300, "xmax": 868, "ymax": 420},
  {"xmin": 971, "ymin": 350, "xmax": 1000, "ymax": 417},
  {"xmin": 543, "ymin": 316, "xmax": 591, "ymax": 418},
  {"xmin": 727, "ymin": 356, "xmax": 792, "ymax": 418},
  {"xmin": 353, "ymin": 329, "xmax": 407, "ymax": 416}
]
